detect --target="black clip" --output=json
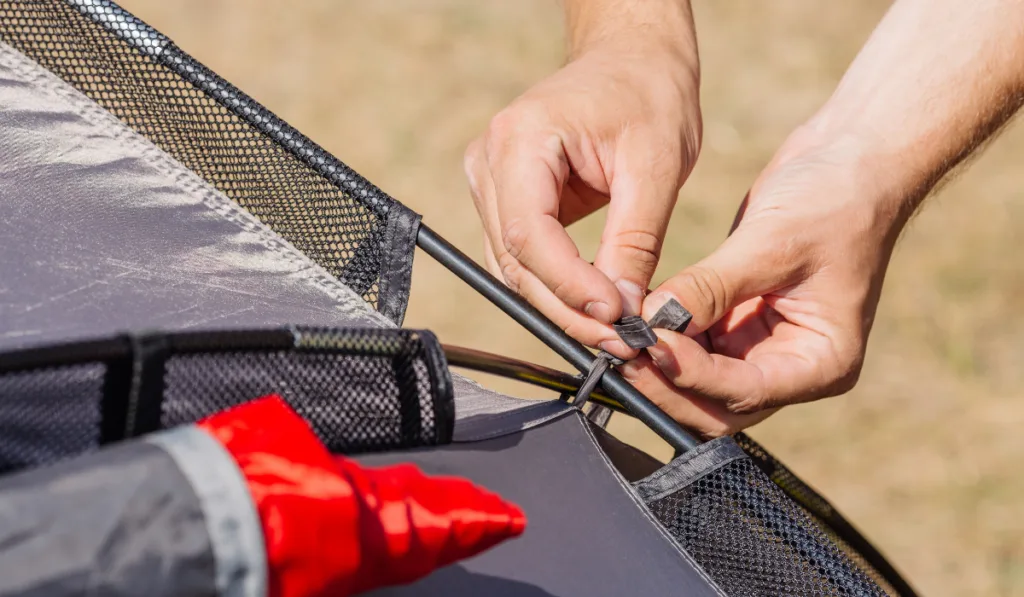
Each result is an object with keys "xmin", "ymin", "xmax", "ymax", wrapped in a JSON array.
[{"xmin": 573, "ymin": 298, "xmax": 693, "ymax": 410}]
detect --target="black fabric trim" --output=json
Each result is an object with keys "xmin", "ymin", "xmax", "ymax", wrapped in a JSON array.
[
  {"xmin": 124, "ymin": 334, "xmax": 169, "ymax": 439},
  {"xmin": 417, "ymin": 330, "xmax": 454, "ymax": 444},
  {"xmin": 66, "ymin": 0, "xmax": 169, "ymax": 57},
  {"xmin": 612, "ymin": 316, "xmax": 658, "ymax": 349},
  {"xmin": 166, "ymin": 328, "xmax": 298, "ymax": 353},
  {"xmin": 633, "ymin": 436, "xmax": 747, "ymax": 503},
  {"xmin": 99, "ymin": 352, "xmax": 132, "ymax": 446},
  {"xmin": 378, "ymin": 207, "xmax": 421, "ymax": 325},
  {"xmin": 647, "ymin": 298, "xmax": 693, "ymax": 333},
  {"xmin": 0, "ymin": 337, "xmax": 128, "ymax": 373}
]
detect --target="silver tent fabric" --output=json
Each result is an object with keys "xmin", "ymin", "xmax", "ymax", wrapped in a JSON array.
[
  {"xmin": 0, "ymin": 38, "xmax": 536, "ymax": 439},
  {"xmin": 0, "ymin": 425, "xmax": 266, "ymax": 597},
  {"xmin": 0, "ymin": 36, "xmax": 729, "ymax": 597}
]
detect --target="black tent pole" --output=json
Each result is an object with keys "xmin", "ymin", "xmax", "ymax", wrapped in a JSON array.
[{"xmin": 417, "ymin": 224, "xmax": 700, "ymax": 453}]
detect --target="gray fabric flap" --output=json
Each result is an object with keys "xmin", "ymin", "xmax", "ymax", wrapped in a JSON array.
[
  {"xmin": 633, "ymin": 436, "xmax": 747, "ymax": 504},
  {"xmin": 358, "ymin": 413, "xmax": 725, "ymax": 597},
  {"xmin": 0, "ymin": 438, "xmax": 216, "ymax": 597}
]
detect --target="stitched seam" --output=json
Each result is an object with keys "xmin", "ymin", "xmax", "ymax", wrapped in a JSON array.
[
  {"xmin": 637, "ymin": 452, "xmax": 748, "ymax": 504},
  {"xmin": 0, "ymin": 40, "xmax": 392, "ymax": 328},
  {"xmin": 574, "ymin": 413, "xmax": 729, "ymax": 597}
]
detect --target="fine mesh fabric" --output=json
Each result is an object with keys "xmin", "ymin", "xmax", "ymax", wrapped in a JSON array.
[
  {"xmin": 636, "ymin": 437, "xmax": 894, "ymax": 597},
  {"xmin": 734, "ymin": 433, "xmax": 913, "ymax": 597},
  {"xmin": 0, "ymin": 0, "xmax": 420, "ymax": 323},
  {"xmin": 161, "ymin": 329, "xmax": 444, "ymax": 453},
  {"xmin": 0, "ymin": 364, "xmax": 104, "ymax": 472},
  {"xmin": 0, "ymin": 327, "xmax": 454, "ymax": 474}
]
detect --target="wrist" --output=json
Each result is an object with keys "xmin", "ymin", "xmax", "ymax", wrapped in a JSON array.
[
  {"xmin": 775, "ymin": 120, "xmax": 924, "ymax": 240},
  {"xmin": 565, "ymin": 0, "xmax": 699, "ymax": 78}
]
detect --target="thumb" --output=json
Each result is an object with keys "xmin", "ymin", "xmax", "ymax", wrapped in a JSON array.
[
  {"xmin": 593, "ymin": 139, "xmax": 685, "ymax": 317},
  {"xmin": 642, "ymin": 230, "xmax": 797, "ymax": 334}
]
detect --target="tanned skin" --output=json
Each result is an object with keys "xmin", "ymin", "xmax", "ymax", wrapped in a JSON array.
[{"xmin": 465, "ymin": 0, "xmax": 1024, "ymax": 436}]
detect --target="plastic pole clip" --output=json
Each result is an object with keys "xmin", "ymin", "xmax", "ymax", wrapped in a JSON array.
[{"xmin": 574, "ymin": 299, "xmax": 693, "ymax": 410}]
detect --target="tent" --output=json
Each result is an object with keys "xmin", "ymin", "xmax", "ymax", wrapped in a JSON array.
[{"xmin": 0, "ymin": 1, "xmax": 921, "ymax": 595}]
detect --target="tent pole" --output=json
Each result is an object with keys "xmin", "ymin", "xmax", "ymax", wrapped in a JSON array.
[{"xmin": 417, "ymin": 224, "xmax": 700, "ymax": 453}]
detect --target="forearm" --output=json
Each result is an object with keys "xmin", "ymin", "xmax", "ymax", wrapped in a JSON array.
[
  {"xmin": 563, "ymin": 0, "xmax": 699, "ymax": 68},
  {"xmin": 808, "ymin": 0, "xmax": 1024, "ymax": 215}
]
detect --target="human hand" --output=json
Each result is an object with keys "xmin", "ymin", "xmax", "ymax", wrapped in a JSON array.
[
  {"xmin": 464, "ymin": 3, "xmax": 701, "ymax": 360},
  {"xmin": 619, "ymin": 0, "xmax": 1024, "ymax": 436},
  {"xmin": 621, "ymin": 128, "xmax": 912, "ymax": 437}
]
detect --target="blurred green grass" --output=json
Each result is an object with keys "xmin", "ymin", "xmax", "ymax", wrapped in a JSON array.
[{"xmin": 126, "ymin": 2, "xmax": 1024, "ymax": 595}]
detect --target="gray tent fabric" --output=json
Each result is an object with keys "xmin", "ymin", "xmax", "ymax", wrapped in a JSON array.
[
  {"xmin": 0, "ymin": 37, "xmax": 384, "ymax": 348},
  {"xmin": 0, "ymin": 425, "xmax": 265, "ymax": 597},
  {"xmin": 358, "ymin": 412, "xmax": 726, "ymax": 597},
  {"xmin": 0, "ymin": 37, "xmax": 535, "ymax": 439},
  {"xmin": 0, "ymin": 34, "xmax": 732, "ymax": 596},
  {"xmin": 0, "ymin": 3, "xmax": 912, "ymax": 595}
]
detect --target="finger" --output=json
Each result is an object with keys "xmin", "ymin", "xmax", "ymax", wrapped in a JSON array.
[
  {"xmin": 503, "ymin": 261, "xmax": 637, "ymax": 359},
  {"xmin": 595, "ymin": 134, "xmax": 684, "ymax": 316},
  {"xmin": 482, "ymin": 235, "xmax": 502, "ymax": 281},
  {"xmin": 642, "ymin": 229, "xmax": 803, "ymax": 336},
  {"xmin": 466, "ymin": 137, "xmax": 505, "ymax": 279},
  {"xmin": 473, "ymin": 137, "xmax": 635, "ymax": 358},
  {"xmin": 644, "ymin": 327, "xmax": 830, "ymax": 413},
  {"xmin": 486, "ymin": 127, "xmax": 622, "ymax": 323},
  {"xmin": 619, "ymin": 354, "xmax": 775, "ymax": 437}
]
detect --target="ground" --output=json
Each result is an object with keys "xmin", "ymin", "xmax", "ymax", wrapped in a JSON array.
[{"xmin": 125, "ymin": 2, "xmax": 1024, "ymax": 595}]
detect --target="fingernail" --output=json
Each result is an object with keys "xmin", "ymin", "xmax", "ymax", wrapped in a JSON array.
[
  {"xmin": 599, "ymin": 339, "xmax": 631, "ymax": 358},
  {"xmin": 615, "ymin": 279, "xmax": 646, "ymax": 317},
  {"xmin": 584, "ymin": 301, "xmax": 614, "ymax": 324},
  {"xmin": 617, "ymin": 360, "xmax": 640, "ymax": 382},
  {"xmin": 644, "ymin": 291, "xmax": 673, "ymax": 315},
  {"xmin": 647, "ymin": 342, "xmax": 671, "ymax": 370}
]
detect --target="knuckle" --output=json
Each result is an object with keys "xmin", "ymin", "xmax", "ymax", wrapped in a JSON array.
[
  {"xmin": 496, "ymin": 253, "xmax": 524, "ymax": 294},
  {"xmin": 549, "ymin": 277, "xmax": 572, "ymax": 302},
  {"xmin": 725, "ymin": 394, "xmax": 766, "ymax": 416},
  {"xmin": 486, "ymin": 107, "xmax": 533, "ymax": 152},
  {"xmin": 606, "ymin": 228, "xmax": 662, "ymax": 272},
  {"xmin": 830, "ymin": 352, "xmax": 864, "ymax": 395},
  {"xmin": 677, "ymin": 266, "xmax": 730, "ymax": 322},
  {"xmin": 501, "ymin": 217, "xmax": 532, "ymax": 259}
]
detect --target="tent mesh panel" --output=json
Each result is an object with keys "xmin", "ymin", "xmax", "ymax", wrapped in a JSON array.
[
  {"xmin": 0, "ymin": 327, "xmax": 452, "ymax": 475},
  {"xmin": 0, "ymin": 0, "xmax": 406, "ymax": 313},
  {"xmin": 162, "ymin": 333, "xmax": 439, "ymax": 454},
  {"xmin": 733, "ymin": 433, "xmax": 908, "ymax": 596},
  {"xmin": 647, "ymin": 454, "xmax": 888, "ymax": 597},
  {"xmin": 0, "ymin": 364, "xmax": 104, "ymax": 473}
]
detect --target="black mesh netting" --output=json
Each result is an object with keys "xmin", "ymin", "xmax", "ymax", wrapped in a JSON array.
[
  {"xmin": 0, "ymin": 0, "xmax": 418, "ymax": 320},
  {"xmin": 162, "ymin": 330, "xmax": 441, "ymax": 453},
  {"xmin": 0, "ymin": 327, "xmax": 453, "ymax": 475},
  {"xmin": 638, "ymin": 437, "xmax": 893, "ymax": 597},
  {"xmin": 0, "ymin": 364, "xmax": 104, "ymax": 472},
  {"xmin": 733, "ymin": 433, "xmax": 912, "ymax": 597}
]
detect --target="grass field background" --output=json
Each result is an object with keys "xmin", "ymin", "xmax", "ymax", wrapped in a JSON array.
[{"xmin": 125, "ymin": 2, "xmax": 1024, "ymax": 595}]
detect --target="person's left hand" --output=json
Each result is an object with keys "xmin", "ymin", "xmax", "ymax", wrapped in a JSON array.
[{"xmin": 618, "ymin": 127, "xmax": 909, "ymax": 437}]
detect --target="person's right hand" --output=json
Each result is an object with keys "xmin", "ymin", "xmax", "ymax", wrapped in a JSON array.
[
  {"xmin": 464, "ymin": 34, "xmax": 701, "ymax": 360},
  {"xmin": 619, "ymin": 126, "xmax": 913, "ymax": 436}
]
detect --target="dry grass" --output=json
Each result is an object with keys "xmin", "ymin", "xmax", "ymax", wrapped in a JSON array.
[{"xmin": 125, "ymin": 2, "xmax": 1024, "ymax": 595}]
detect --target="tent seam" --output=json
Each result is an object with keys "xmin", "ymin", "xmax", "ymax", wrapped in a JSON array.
[
  {"xmin": 574, "ymin": 412, "xmax": 729, "ymax": 597},
  {"xmin": 0, "ymin": 39, "xmax": 393, "ymax": 329}
]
